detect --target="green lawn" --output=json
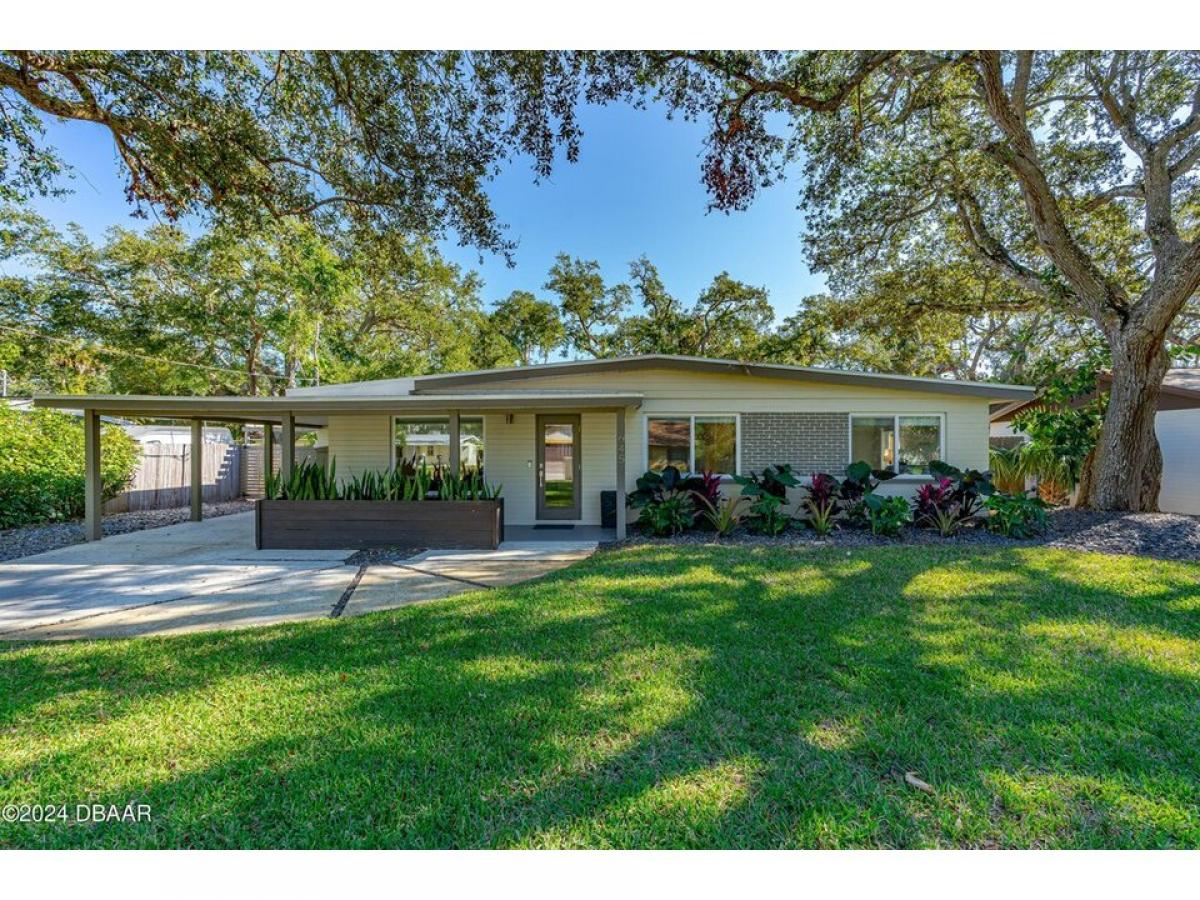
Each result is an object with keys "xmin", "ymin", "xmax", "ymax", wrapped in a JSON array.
[{"xmin": 2, "ymin": 544, "xmax": 1198, "ymax": 849}]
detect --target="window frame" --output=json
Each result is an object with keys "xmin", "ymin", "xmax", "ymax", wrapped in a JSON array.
[
  {"xmin": 643, "ymin": 413, "xmax": 741, "ymax": 478},
  {"xmin": 391, "ymin": 414, "xmax": 486, "ymax": 471},
  {"xmin": 847, "ymin": 412, "xmax": 946, "ymax": 479}
]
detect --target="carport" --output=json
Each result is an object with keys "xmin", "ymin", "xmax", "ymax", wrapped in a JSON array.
[{"xmin": 32, "ymin": 394, "xmax": 336, "ymax": 541}]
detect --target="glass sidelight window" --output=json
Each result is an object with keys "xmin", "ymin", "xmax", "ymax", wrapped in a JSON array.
[
  {"xmin": 849, "ymin": 414, "xmax": 943, "ymax": 475},
  {"xmin": 645, "ymin": 415, "xmax": 738, "ymax": 475}
]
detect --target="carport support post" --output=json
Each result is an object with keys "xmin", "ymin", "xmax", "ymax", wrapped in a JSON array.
[
  {"xmin": 615, "ymin": 409, "xmax": 626, "ymax": 540},
  {"xmin": 280, "ymin": 413, "xmax": 295, "ymax": 483},
  {"xmin": 448, "ymin": 409, "xmax": 460, "ymax": 476},
  {"xmin": 83, "ymin": 408, "xmax": 102, "ymax": 541},
  {"xmin": 263, "ymin": 422, "xmax": 275, "ymax": 489},
  {"xmin": 190, "ymin": 419, "xmax": 203, "ymax": 522}
]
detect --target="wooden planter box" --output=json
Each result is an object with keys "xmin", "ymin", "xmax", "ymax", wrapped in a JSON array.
[{"xmin": 255, "ymin": 499, "xmax": 504, "ymax": 550}]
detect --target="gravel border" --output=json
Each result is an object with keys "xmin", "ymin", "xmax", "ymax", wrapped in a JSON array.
[
  {"xmin": 614, "ymin": 508, "xmax": 1200, "ymax": 563},
  {"xmin": 0, "ymin": 501, "xmax": 255, "ymax": 562},
  {"xmin": 344, "ymin": 546, "xmax": 426, "ymax": 566}
]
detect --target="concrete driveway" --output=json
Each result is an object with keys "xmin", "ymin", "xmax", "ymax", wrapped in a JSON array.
[{"xmin": 0, "ymin": 512, "xmax": 595, "ymax": 641}]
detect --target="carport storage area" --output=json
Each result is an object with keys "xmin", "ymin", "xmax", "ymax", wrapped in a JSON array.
[{"xmin": 34, "ymin": 390, "xmax": 637, "ymax": 545}]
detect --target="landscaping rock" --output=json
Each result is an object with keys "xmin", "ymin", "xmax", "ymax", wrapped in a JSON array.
[
  {"xmin": 620, "ymin": 508, "xmax": 1200, "ymax": 563},
  {"xmin": 0, "ymin": 501, "xmax": 254, "ymax": 562}
]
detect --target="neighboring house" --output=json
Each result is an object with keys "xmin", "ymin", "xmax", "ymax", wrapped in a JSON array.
[
  {"xmin": 37, "ymin": 355, "xmax": 1033, "ymax": 541},
  {"xmin": 989, "ymin": 368, "xmax": 1200, "ymax": 514},
  {"xmin": 123, "ymin": 424, "xmax": 235, "ymax": 445}
]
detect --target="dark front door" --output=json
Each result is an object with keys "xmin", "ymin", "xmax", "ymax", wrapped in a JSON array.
[{"xmin": 536, "ymin": 414, "xmax": 581, "ymax": 520}]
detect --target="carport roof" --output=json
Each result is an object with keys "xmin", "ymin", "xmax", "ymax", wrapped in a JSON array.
[{"xmin": 32, "ymin": 390, "xmax": 644, "ymax": 423}]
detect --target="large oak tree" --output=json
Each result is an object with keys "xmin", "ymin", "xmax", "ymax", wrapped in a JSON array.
[
  {"xmin": 0, "ymin": 50, "xmax": 596, "ymax": 258},
  {"xmin": 631, "ymin": 50, "xmax": 1200, "ymax": 510}
]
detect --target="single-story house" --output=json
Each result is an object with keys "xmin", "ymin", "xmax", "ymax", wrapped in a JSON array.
[
  {"xmin": 34, "ymin": 354, "xmax": 1034, "ymax": 542},
  {"xmin": 989, "ymin": 367, "xmax": 1200, "ymax": 515}
]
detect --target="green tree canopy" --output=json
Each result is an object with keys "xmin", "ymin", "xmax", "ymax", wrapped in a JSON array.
[
  {"xmin": 0, "ymin": 51, "xmax": 604, "ymax": 258},
  {"xmin": 624, "ymin": 50, "xmax": 1200, "ymax": 510},
  {"xmin": 489, "ymin": 290, "xmax": 564, "ymax": 366}
]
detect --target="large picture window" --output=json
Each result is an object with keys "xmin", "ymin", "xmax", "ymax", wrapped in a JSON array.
[
  {"xmin": 850, "ymin": 414, "xmax": 943, "ymax": 476},
  {"xmin": 394, "ymin": 417, "xmax": 484, "ymax": 475},
  {"xmin": 646, "ymin": 415, "xmax": 738, "ymax": 475}
]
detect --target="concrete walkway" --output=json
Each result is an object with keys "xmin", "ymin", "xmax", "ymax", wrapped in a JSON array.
[{"xmin": 0, "ymin": 513, "xmax": 595, "ymax": 641}]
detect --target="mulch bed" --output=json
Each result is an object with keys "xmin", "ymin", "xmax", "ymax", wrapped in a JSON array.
[
  {"xmin": 621, "ymin": 508, "xmax": 1200, "ymax": 563},
  {"xmin": 0, "ymin": 501, "xmax": 255, "ymax": 562}
]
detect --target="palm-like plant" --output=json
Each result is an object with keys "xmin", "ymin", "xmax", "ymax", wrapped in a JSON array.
[{"xmin": 988, "ymin": 446, "xmax": 1027, "ymax": 494}]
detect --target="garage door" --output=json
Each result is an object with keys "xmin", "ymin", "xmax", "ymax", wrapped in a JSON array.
[{"xmin": 1157, "ymin": 409, "xmax": 1200, "ymax": 514}]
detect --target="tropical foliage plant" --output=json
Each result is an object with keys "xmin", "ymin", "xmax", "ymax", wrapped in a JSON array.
[
  {"xmin": 1012, "ymin": 365, "xmax": 1105, "ymax": 504},
  {"xmin": 839, "ymin": 461, "xmax": 898, "ymax": 527},
  {"xmin": 989, "ymin": 446, "xmax": 1027, "ymax": 495},
  {"xmin": 638, "ymin": 492, "xmax": 697, "ymax": 536},
  {"xmin": 984, "ymin": 492, "xmax": 1049, "ymax": 538},
  {"xmin": 695, "ymin": 495, "xmax": 749, "ymax": 537},
  {"xmin": 864, "ymin": 494, "xmax": 912, "ymax": 538},
  {"xmin": 746, "ymin": 494, "xmax": 789, "ymax": 536},
  {"xmin": 800, "ymin": 473, "xmax": 842, "ymax": 536},
  {"xmin": 928, "ymin": 460, "xmax": 994, "ymax": 519},
  {"xmin": 914, "ymin": 477, "xmax": 964, "ymax": 537}
]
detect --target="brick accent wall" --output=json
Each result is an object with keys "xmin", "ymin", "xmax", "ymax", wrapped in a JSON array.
[{"xmin": 741, "ymin": 412, "xmax": 849, "ymax": 476}]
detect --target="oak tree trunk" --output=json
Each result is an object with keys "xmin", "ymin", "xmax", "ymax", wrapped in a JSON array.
[{"xmin": 1083, "ymin": 333, "xmax": 1168, "ymax": 511}]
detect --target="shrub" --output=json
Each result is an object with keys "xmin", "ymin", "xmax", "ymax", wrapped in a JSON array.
[
  {"xmin": 1012, "ymin": 362, "xmax": 1104, "ymax": 499},
  {"xmin": 801, "ymin": 472, "xmax": 842, "ymax": 536},
  {"xmin": 928, "ymin": 460, "xmax": 994, "ymax": 519},
  {"xmin": 984, "ymin": 492, "xmax": 1049, "ymax": 538},
  {"xmin": 695, "ymin": 494, "xmax": 748, "ymax": 537},
  {"xmin": 733, "ymin": 463, "xmax": 801, "ymax": 500},
  {"xmin": 914, "ymin": 477, "xmax": 962, "ymax": 536},
  {"xmin": 630, "ymin": 466, "xmax": 698, "ymax": 535},
  {"xmin": 840, "ymin": 460, "xmax": 897, "ymax": 527},
  {"xmin": 734, "ymin": 464, "xmax": 801, "ymax": 536},
  {"xmin": 639, "ymin": 491, "xmax": 697, "ymax": 536},
  {"xmin": 689, "ymin": 469, "xmax": 723, "ymax": 509},
  {"xmin": 0, "ymin": 407, "xmax": 139, "ymax": 529},
  {"xmin": 864, "ymin": 494, "xmax": 911, "ymax": 537},
  {"xmin": 748, "ymin": 493, "xmax": 791, "ymax": 535}
]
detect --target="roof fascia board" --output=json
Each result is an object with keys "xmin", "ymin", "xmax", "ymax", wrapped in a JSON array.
[{"xmin": 412, "ymin": 356, "xmax": 1035, "ymax": 400}]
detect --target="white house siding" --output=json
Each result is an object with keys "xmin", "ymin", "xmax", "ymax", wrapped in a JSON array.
[
  {"xmin": 480, "ymin": 412, "xmax": 620, "ymax": 526},
  {"xmin": 324, "ymin": 414, "xmax": 393, "ymax": 481},
  {"xmin": 322, "ymin": 368, "xmax": 995, "ymax": 525},
  {"xmin": 1156, "ymin": 409, "xmax": 1200, "ymax": 514},
  {"xmin": 468, "ymin": 367, "xmax": 992, "ymax": 481}
]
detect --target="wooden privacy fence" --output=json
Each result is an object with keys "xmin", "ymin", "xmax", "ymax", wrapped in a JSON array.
[
  {"xmin": 240, "ymin": 445, "xmax": 326, "ymax": 498},
  {"xmin": 104, "ymin": 442, "xmax": 244, "ymax": 513}
]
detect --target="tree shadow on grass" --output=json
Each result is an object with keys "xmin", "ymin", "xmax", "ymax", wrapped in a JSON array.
[{"xmin": 1, "ymin": 544, "xmax": 1198, "ymax": 848}]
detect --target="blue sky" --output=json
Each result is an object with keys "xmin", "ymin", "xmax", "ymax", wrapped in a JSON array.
[{"xmin": 24, "ymin": 101, "xmax": 824, "ymax": 321}]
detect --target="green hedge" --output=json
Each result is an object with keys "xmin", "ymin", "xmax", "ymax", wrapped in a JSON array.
[{"xmin": 0, "ymin": 407, "xmax": 141, "ymax": 529}]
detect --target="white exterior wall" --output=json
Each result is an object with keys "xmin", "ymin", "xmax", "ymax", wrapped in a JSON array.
[
  {"xmin": 322, "ymin": 367, "xmax": 996, "ymax": 525},
  {"xmin": 487, "ymin": 368, "xmax": 992, "ymax": 488},
  {"xmin": 325, "ymin": 414, "xmax": 392, "ymax": 481}
]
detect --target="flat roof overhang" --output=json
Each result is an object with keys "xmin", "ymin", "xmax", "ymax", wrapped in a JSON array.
[{"xmin": 32, "ymin": 391, "xmax": 645, "ymax": 422}]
